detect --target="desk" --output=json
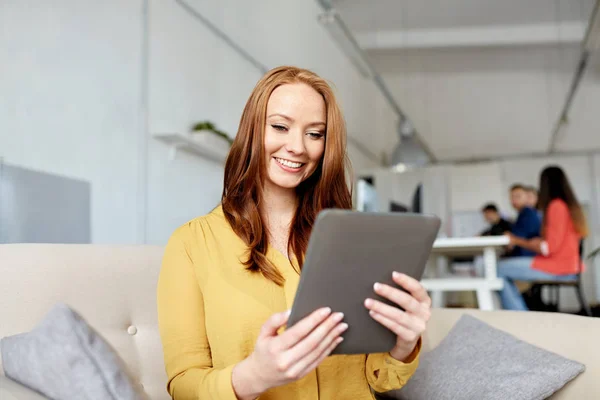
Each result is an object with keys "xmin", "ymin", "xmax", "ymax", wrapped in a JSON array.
[{"xmin": 421, "ymin": 236, "xmax": 510, "ymax": 310}]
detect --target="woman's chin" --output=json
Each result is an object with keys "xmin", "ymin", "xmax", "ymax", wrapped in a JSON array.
[
  {"xmin": 266, "ymin": 175, "xmax": 302, "ymax": 191},
  {"xmin": 273, "ymin": 180, "xmax": 300, "ymax": 190}
]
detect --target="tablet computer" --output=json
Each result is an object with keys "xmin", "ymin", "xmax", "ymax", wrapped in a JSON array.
[{"xmin": 288, "ymin": 209, "xmax": 441, "ymax": 355}]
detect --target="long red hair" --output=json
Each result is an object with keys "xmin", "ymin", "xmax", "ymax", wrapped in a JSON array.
[{"xmin": 222, "ymin": 66, "xmax": 352, "ymax": 286}]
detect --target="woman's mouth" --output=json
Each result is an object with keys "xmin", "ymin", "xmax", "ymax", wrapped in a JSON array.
[{"xmin": 274, "ymin": 157, "xmax": 305, "ymax": 171}]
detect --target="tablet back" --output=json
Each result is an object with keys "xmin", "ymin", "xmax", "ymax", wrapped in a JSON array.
[{"xmin": 288, "ymin": 209, "xmax": 441, "ymax": 355}]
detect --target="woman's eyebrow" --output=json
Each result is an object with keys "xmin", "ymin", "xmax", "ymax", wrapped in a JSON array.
[
  {"xmin": 267, "ymin": 113, "xmax": 325, "ymax": 127},
  {"xmin": 267, "ymin": 113, "xmax": 293, "ymax": 121}
]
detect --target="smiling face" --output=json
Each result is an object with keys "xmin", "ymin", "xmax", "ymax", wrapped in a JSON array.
[{"xmin": 263, "ymin": 83, "xmax": 327, "ymax": 192}]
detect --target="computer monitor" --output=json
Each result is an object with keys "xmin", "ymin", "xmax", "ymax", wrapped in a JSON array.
[{"xmin": 411, "ymin": 184, "xmax": 422, "ymax": 213}]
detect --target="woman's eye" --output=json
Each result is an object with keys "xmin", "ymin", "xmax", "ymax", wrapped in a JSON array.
[
  {"xmin": 271, "ymin": 124, "xmax": 287, "ymax": 132},
  {"xmin": 308, "ymin": 132, "xmax": 325, "ymax": 139}
]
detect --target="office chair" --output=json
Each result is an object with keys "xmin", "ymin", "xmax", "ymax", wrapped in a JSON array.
[{"xmin": 529, "ymin": 240, "xmax": 592, "ymax": 316}]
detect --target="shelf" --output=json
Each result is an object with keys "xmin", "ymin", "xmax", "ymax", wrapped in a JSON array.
[{"xmin": 153, "ymin": 132, "xmax": 231, "ymax": 163}]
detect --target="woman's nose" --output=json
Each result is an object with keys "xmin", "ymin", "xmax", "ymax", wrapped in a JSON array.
[{"xmin": 284, "ymin": 130, "xmax": 306, "ymax": 155}]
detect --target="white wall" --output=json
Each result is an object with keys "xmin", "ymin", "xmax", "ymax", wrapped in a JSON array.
[
  {"xmin": 0, "ymin": 0, "xmax": 143, "ymax": 243},
  {"xmin": 1, "ymin": 0, "xmax": 396, "ymax": 245},
  {"xmin": 144, "ymin": 0, "xmax": 261, "ymax": 244},
  {"xmin": 450, "ymin": 163, "xmax": 504, "ymax": 213}
]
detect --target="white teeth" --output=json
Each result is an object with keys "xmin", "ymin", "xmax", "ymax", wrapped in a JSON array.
[{"xmin": 275, "ymin": 157, "xmax": 303, "ymax": 168}]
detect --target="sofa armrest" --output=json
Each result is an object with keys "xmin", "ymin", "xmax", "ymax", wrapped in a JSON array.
[{"xmin": 0, "ymin": 375, "xmax": 48, "ymax": 400}]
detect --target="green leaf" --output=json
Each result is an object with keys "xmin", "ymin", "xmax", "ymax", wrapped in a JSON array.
[
  {"xmin": 191, "ymin": 121, "xmax": 216, "ymax": 131},
  {"xmin": 190, "ymin": 120, "xmax": 233, "ymax": 145}
]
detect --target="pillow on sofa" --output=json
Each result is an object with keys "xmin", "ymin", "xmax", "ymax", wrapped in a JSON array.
[
  {"xmin": 392, "ymin": 314, "xmax": 584, "ymax": 400},
  {"xmin": 1, "ymin": 303, "xmax": 145, "ymax": 400},
  {"xmin": 0, "ymin": 374, "xmax": 50, "ymax": 400}
]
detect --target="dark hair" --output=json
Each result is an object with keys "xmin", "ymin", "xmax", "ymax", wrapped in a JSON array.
[
  {"xmin": 510, "ymin": 183, "xmax": 526, "ymax": 192},
  {"xmin": 537, "ymin": 165, "xmax": 588, "ymax": 237},
  {"xmin": 482, "ymin": 203, "xmax": 498, "ymax": 213}
]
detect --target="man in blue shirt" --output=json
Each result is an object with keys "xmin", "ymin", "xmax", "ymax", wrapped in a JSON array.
[{"xmin": 507, "ymin": 184, "xmax": 541, "ymax": 257}]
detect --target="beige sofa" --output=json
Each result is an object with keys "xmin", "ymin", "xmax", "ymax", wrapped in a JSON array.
[{"xmin": 0, "ymin": 244, "xmax": 598, "ymax": 399}]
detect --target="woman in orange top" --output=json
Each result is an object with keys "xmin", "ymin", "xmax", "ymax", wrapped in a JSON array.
[
  {"xmin": 157, "ymin": 66, "xmax": 431, "ymax": 400},
  {"xmin": 499, "ymin": 166, "xmax": 589, "ymax": 310}
]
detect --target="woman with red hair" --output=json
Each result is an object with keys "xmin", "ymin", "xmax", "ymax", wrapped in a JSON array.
[{"xmin": 157, "ymin": 66, "xmax": 430, "ymax": 399}]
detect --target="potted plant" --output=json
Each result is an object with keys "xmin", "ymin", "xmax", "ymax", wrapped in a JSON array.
[{"xmin": 191, "ymin": 121, "xmax": 233, "ymax": 146}]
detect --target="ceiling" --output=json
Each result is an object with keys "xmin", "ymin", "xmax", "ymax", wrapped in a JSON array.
[
  {"xmin": 334, "ymin": 0, "xmax": 600, "ymax": 162},
  {"xmin": 334, "ymin": 0, "xmax": 593, "ymax": 32}
]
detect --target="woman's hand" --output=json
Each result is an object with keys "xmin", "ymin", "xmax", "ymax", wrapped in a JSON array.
[
  {"xmin": 364, "ymin": 272, "xmax": 431, "ymax": 362},
  {"xmin": 232, "ymin": 307, "xmax": 347, "ymax": 399}
]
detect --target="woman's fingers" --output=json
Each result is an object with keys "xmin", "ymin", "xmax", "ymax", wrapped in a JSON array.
[
  {"xmin": 293, "ymin": 311, "xmax": 345, "ymax": 350},
  {"xmin": 283, "ymin": 312, "xmax": 346, "ymax": 366},
  {"xmin": 364, "ymin": 298, "xmax": 425, "ymax": 333},
  {"xmin": 258, "ymin": 310, "xmax": 291, "ymax": 338},
  {"xmin": 370, "ymin": 282, "xmax": 431, "ymax": 321},
  {"xmin": 294, "ymin": 335, "xmax": 344, "ymax": 379},
  {"xmin": 285, "ymin": 317, "xmax": 347, "ymax": 378},
  {"xmin": 369, "ymin": 310, "xmax": 420, "ymax": 343},
  {"xmin": 252, "ymin": 308, "xmax": 344, "ymax": 392},
  {"xmin": 392, "ymin": 272, "xmax": 432, "ymax": 307},
  {"xmin": 362, "ymin": 273, "xmax": 432, "ymax": 362},
  {"xmin": 277, "ymin": 307, "xmax": 332, "ymax": 350},
  {"xmin": 373, "ymin": 283, "xmax": 420, "ymax": 313}
]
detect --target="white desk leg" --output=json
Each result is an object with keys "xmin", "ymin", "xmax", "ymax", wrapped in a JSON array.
[
  {"xmin": 492, "ymin": 292, "xmax": 502, "ymax": 310},
  {"xmin": 430, "ymin": 255, "xmax": 447, "ymax": 308},
  {"xmin": 479, "ymin": 247, "xmax": 499, "ymax": 310},
  {"xmin": 483, "ymin": 247, "xmax": 498, "ymax": 279},
  {"xmin": 476, "ymin": 289, "xmax": 494, "ymax": 311},
  {"xmin": 436, "ymin": 254, "xmax": 449, "ymax": 278},
  {"xmin": 431, "ymin": 291, "xmax": 445, "ymax": 308}
]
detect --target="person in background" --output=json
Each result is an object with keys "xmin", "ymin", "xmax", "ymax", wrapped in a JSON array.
[
  {"xmin": 157, "ymin": 66, "xmax": 429, "ymax": 400},
  {"xmin": 506, "ymin": 184, "xmax": 541, "ymax": 257},
  {"xmin": 480, "ymin": 203, "xmax": 512, "ymax": 236},
  {"xmin": 498, "ymin": 166, "xmax": 588, "ymax": 310},
  {"xmin": 525, "ymin": 186, "xmax": 538, "ymax": 209}
]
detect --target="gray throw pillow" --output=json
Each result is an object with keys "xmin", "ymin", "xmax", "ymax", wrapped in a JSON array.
[
  {"xmin": 1, "ymin": 303, "xmax": 145, "ymax": 400},
  {"xmin": 392, "ymin": 315, "xmax": 585, "ymax": 400}
]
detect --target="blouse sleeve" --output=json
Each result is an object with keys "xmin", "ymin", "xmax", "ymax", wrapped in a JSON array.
[
  {"xmin": 365, "ymin": 339, "xmax": 421, "ymax": 394},
  {"xmin": 157, "ymin": 227, "xmax": 238, "ymax": 400}
]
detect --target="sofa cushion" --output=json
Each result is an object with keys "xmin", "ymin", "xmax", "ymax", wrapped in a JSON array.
[
  {"xmin": 1, "ymin": 303, "xmax": 145, "ymax": 400},
  {"xmin": 0, "ymin": 375, "xmax": 49, "ymax": 400},
  {"xmin": 393, "ymin": 314, "xmax": 585, "ymax": 400}
]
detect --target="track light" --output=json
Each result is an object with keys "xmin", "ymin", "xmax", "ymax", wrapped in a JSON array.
[{"xmin": 583, "ymin": 0, "xmax": 600, "ymax": 51}]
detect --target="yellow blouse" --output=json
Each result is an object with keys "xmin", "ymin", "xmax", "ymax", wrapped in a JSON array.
[{"xmin": 157, "ymin": 206, "xmax": 420, "ymax": 400}]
